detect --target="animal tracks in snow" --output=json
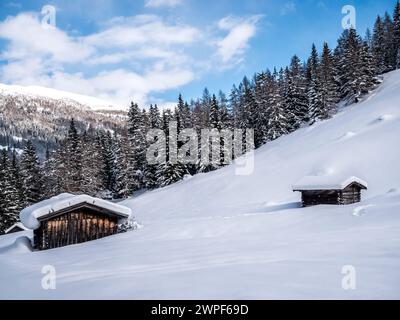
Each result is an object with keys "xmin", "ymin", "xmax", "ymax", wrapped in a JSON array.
[{"xmin": 352, "ymin": 205, "xmax": 376, "ymax": 217}]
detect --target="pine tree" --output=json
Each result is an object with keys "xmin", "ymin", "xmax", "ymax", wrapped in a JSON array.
[
  {"xmin": 209, "ymin": 94, "xmax": 221, "ymax": 130},
  {"xmin": 335, "ymin": 28, "xmax": 366, "ymax": 104},
  {"xmin": 149, "ymin": 104, "xmax": 162, "ymax": 129},
  {"xmin": 394, "ymin": 1, "xmax": 400, "ymax": 68},
  {"xmin": 10, "ymin": 148, "xmax": 24, "ymax": 210},
  {"xmin": 307, "ymin": 44, "xmax": 325, "ymax": 122},
  {"xmin": 0, "ymin": 149, "xmax": 20, "ymax": 233},
  {"xmin": 80, "ymin": 131, "xmax": 105, "ymax": 196},
  {"xmin": 254, "ymin": 71, "xmax": 270, "ymax": 147},
  {"xmin": 113, "ymin": 133, "xmax": 132, "ymax": 198},
  {"xmin": 319, "ymin": 42, "xmax": 340, "ymax": 119},
  {"xmin": 62, "ymin": 119, "xmax": 83, "ymax": 193},
  {"xmin": 267, "ymin": 71, "xmax": 288, "ymax": 141},
  {"xmin": 126, "ymin": 102, "xmax": 147, "ymax": 193},
  {"xmin": 372, "ymin": 16, "xmax": 387, "ymax": 74},
  {"xmin": 285, "ymin": 55, "xmax": 309, "ymax": 129},
  {"xmin": 157, "ymin": 161, "xmax": 187, "ymax": 187},
  {"xmin": 383, "ymin": 12, "xmax": 396, "ymax": 71},
  {"xmin": 20, "ymin": 140, "xmax": 42, "ymax": 206}
]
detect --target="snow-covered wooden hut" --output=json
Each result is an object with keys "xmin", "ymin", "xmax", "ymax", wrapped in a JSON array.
[
  {"xmin": 20, "ymin": 194, "xmax": 132, "ymax": 250},
  {"xmin": 5, "ymin": 222, "xmax": 28, "ymax": 234},
  {"xmin": 293, "ymin": 176, "xmax": 368, "ymax": 207}
]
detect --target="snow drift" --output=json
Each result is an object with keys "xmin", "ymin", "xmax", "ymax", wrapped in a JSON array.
[{"xmin": 1, "ymin": 70, "xmax": 400, "ymax": 299}]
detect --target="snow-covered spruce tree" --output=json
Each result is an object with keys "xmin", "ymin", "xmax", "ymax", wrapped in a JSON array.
[
  {"xmin": 176, "ymin": 94, "xmax": 192, "ymax": 130},
  {"xmin": 394, "ymin": 1, "xmax": 400, "ymax": 68},
  {"xmin": 0, "ymin": 149, "xmax": 20, "ymax": 233},
  {"xmin": 61, "ymin": 119, "xmax": 83, "ymax": 193},
  {"xmin": 285, "ymin": 55, "xmax": 309, "ymax": 130},
  {"xmin": 156, "ymin": 161, "xmax": 187, "ymax": 188},
  {"xmin": 383, "ymin": 12, "xmax": 396, "ymax": 72},
  {"xmin": 126, "ymin": 102, "xmax": 147, "ymax": 193},
  {"xmin": 145, "ymin": 105, "xmax": 162, "ymax": 190},
  {"xmin": 253, "ymin": 71, "xmax": 270, "ymax": 147},
  {"xmin": 10, "ymin": 148, "xmax": 24, "ymax": 211},
  {"xmin": 335, "ymin": 28, "xmax": 366, "ymax": 104},
  {"xmin": 198, "ymin": 94, "xmax": 222, "ymax": 172},
  {"xmin": 307, "ymin": 44, "xmax": 326, "ymax": 122},
  {"xmin": 98, "ymin": 131, "xmax": 116, "ymax": 194},
  {"xmin": 42, "ymin": 147, "xmax": 60, "ymax": 198},
  {"xmin": 319, "ymin": 42, "xmax": 340, "ymax": 118},
  {"xmin": 358, "ymin": 40, "xmax": 380, "ymax": 95},
  {"xmin": 79, "ymin": 131, "xmax": 105, "ymax": 196},
  {"xmin": 149, "ymin": 104, "xmax": 162, "ymax": 129},
  {"xmin": 218, "ymin": 90, "xmax": 233, "ymax": 130},
  {"xmin": 113, "ymin": 133, "xmax": 132, "ymax": 199},
  {"xmin": 372, "ymin": 16, "xmax": 387, "ymax": 74},
  {"xmin": 266, "ymin": 70, "xmax": 288, "ymax": 141},
  {"xmin": 20, "ymin": 140, "xmax": 43, "ymax": 206}
]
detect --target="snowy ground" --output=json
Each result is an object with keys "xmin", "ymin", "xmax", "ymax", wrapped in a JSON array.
[{"xmin": 1, "ymin": 71, "xmax": 400, "ymax": 299}]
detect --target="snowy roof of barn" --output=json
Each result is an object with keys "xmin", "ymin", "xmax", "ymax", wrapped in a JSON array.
[
  {"xmin": 5, "ymin": 222, "xmax": 28, "ymax": 234},
  {"xmin": 292, "ymin": 176, "xmax": 368, "ymax": 192},
  {"xmin": 20, "ymin": 193, "xmax": 132, "ymax": 230}
]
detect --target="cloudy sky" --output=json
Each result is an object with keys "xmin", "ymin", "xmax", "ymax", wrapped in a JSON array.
[{"xmin": 0, "ymin": 0, "xmax": 397, "ymax": 108}]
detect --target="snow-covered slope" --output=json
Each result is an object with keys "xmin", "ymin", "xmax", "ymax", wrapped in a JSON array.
[
  {"xmin": 0, "ymin": 83, "xmax": 123, "ymax": 111},
  {"xmin": 1, "ymin": 71, "xmax": 400, "ymax": 299}
]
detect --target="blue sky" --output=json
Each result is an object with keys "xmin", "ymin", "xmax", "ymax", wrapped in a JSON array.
[{"xmin": 0, "ymin": 0, "xmax": 398, "ymax": 108}]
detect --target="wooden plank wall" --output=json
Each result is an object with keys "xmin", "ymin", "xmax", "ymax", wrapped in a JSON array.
[
  {"xmin": 301, "ymin": 190, "xmax": 340, "ymax": 207},
  {"xmin": 35, "ymin": 210, "xmax": 118, "ymax": 250}
]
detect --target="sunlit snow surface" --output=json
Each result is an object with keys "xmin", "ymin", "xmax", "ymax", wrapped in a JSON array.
[{"xmin": 1, "ymin": 71, "xmax": 400, "ymax": 299}]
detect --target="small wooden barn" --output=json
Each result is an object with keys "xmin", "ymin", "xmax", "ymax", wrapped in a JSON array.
[
  {"xmin": 293, "ymin": 176, "xmax": 368, "ymax": 207},
  {"xmin": 20, "ymin": 194, "xmax": 132, "ymax": 250},
  {"xmin": 5, "ymin": 222, "xmax": 28, "ymax": 234}
]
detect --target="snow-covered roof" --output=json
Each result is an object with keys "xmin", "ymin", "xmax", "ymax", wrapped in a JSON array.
[
  {"xmin": 5, "ymin": 222, "xmax": 29, "ymax": 234},
  {"xmin": 20, "ymin": 193, "xmax": 132, "ymax": 230},
  {"xmin": 293, "ymin": 176, "xmax": 368, "ymax": 191}
]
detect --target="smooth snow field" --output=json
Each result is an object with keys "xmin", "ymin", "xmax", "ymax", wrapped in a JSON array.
[{"xmin": 1, "ymin": 71, "xmax": 400, "ymax": 299}]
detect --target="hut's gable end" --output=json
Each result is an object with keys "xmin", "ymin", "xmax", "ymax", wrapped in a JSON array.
[
  {"xmin": 338, "ymin": 182, "xmax": 364, "ymax": 205},
  {"xmin": 20, "ymin": 194, "xmax": 133, "ymax": 251},
  {"xmin": 35, "ymin": 206, "xmax": 119, "ymax": 250}
]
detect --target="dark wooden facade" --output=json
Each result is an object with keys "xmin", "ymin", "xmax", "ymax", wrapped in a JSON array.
[
  {"xmin": 34, "ymin": 203, "xmax": 122, "ymax": 250},
  {"xmin": 296, "ymin": 182, "xmax": 367, "ymax": 207}
]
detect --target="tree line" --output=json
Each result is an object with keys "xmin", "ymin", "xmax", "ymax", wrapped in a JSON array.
[{"xmin": 1, "ymin": 2, "xmax": 400, "ymax": 233}]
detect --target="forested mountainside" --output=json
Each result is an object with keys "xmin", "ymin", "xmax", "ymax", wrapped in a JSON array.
[{"xmin": 0, "ymin": 89, "xmax": 126, "ymax": 158}]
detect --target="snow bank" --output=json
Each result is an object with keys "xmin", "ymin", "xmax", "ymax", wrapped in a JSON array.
[
  {"xmin": 20, "ymin": 193, "xmax": 132, "ymax": 230},
  {"xmin": 292, "ymin": 175, "xmax": 368, "ymax": 191},
  {"xmin": 0, "ymin": 237, "xmax": 33, "ymax": 255}
]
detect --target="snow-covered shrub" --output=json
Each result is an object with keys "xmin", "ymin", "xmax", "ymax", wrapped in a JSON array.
[{"xmin": 117, "ymin": 217, "xmax": 140, "ymax": 233}]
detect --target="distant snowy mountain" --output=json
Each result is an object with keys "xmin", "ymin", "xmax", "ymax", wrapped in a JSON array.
[
  {"xmin": 1, "ymin": 70, "xmax": 400, "ymax": 299},
  {"xmin": 0, "ymin": 83, "xmax": 126, "ymax": 157},
  {"xmin": 0, "ymin": 83, "xmax": 124, "ymax": 111}
]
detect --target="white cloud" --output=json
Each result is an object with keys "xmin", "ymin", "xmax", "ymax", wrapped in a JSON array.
[
  {"xmin": 0, "ymin": 13, "xmax": 93, "ymax": 63},
  {"xmin": 144, "ymin": 0, "xmax": 183, "ymax": 8},
  {"xmin": 85, "ymin": 15, "xmax": 198, "ymax": 48},
  {"xmin": 0, "ymin": 10, "xmax": 262, "ymax": 108},
  {"xmin": 216, "ymin": 15, "xmax": 262, "ymax": 66},
  {"xmin": 0, "ymin": 12, "xmax": 198, "ymax": 108}
]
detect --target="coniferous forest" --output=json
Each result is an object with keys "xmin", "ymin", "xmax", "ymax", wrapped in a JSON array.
[{"xmin": 1, "ymin": 2, "xmax": 400, "ymax": 233}]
